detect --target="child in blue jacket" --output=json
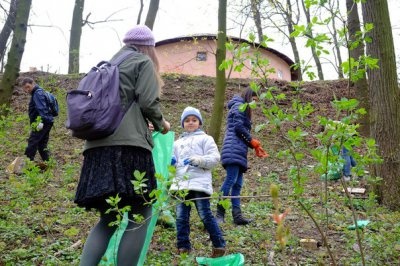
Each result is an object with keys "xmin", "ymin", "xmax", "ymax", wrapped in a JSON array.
[{"xmin": 216, "ymin": 88, "xmax": 268, "ymax": 225}]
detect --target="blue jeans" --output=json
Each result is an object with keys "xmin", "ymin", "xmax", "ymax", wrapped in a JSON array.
[
  {"xmin": 342, "ymin": 147, "xmax": 356, "ymax": 176},
  {"xmin": 176, "ymin": 191, "xmax": 225, "ymax": 250},
  {"xmin": 220, "ymin": 164, "xmax": 243, "ymax": 209}
]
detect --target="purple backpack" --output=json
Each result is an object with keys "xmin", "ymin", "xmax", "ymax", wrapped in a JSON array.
[{"xmin": 65, "ymin": 50, "xmax": 135, "ymax": 140}]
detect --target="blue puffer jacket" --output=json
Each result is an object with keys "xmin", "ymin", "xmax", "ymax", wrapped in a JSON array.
[
  {"xmin": 221, "ymin": 95, "xmax": 253, "ymax": 172},
  {"xmin": 29, "ymin": 85, "xmax": 54, "ymax": 124}
]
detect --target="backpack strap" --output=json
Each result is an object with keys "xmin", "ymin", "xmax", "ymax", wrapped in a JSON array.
[
  {"xmin": 110, "ymin": 49, "xmax": 139, "ymax": 111},
  {"xmin": 110, "ymin": 50, "xmax": 136, "ymax": 66}
]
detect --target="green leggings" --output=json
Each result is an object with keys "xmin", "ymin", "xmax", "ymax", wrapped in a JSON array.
[{"xmin": 79, "ymin": 205, "xmax": 152, "ymax": 266}]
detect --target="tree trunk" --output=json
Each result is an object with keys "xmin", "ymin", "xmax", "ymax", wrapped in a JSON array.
[
  {"xmin": 329, "ymin": 0, "xmax": 343, "ymax": 79},
  {"xmin": 346, "ymin": 0, "xmax": 369, "ymax": 136},
  {"xmin": 286, "ymin": 0, "xmax": 302, "ymax": 81},
  {"xmin": 209, "ymin": 0, "xmax": 227, "ymax": 144},
  {"xmin": 137, "ymin": 0, "xmax": 144, "ymax": 25},
  {"xmin": 250, "ymin": 0, "xmax": 263, "ymax": 42},
  {"xmin": 301, "ymin": 0, "xmax": 324, "ymax": 80},
  {"xmin": 362, "ymin": 0, "xmax": 400, "ymax": 210},
  {"xmin": 0, "ymin": 0, "xmax": 31, "ymax": 105},
  {"xmin": 0, "ymin": 0, "xmax": 18, "ymax": 69},
  {"xmin": 145, "ymin": 0, "xmax": 160, "ymax": 30},
  {"xmin": 68, "ymin": 0, "xmax": 84, "ymax": 74}
]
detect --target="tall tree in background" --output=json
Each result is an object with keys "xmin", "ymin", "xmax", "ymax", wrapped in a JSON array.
[
  {"xmin": 0, "ymin": 0, "xmax": 31, "ymax": 105},
  {"xmin": 362, "ymin": 0, "xmax": 400, "ymax": 210},
  {"xmin": 137, "ymin": 0, "xmax": 144, "ymax": 24},
  {"xmin": 68, "ymin": 0, "xmax": 84, "ymax": 74},
  {"xmin": 266, "ymin": 0, "xmax": 303, "ymax": 80},
  {"xmin": 250, "ymin": 0, "xmax": 263, "ymax": 42},
  {"xmin": 323, "ymin": 0, "xmax": 344, "ymax": 79},
  {"xmin": 346, "ymin": 0, "xmax": 369, "ymax": 136},
  {"xmin": 301, "ymin": 0, "xmax": 324, "ymax": 80},
  {"xmin": 209, "ymin": 0, "xmax": 227, "ymax": 143},
  {"xmin": 0, "ymin": 0, "xmax": 18, "ymax": 70},
  {"xmin": 145, "ymin": 0, "xmax": 159, "ymax": 30}
]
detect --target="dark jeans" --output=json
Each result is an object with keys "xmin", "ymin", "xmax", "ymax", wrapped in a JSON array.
[
  {"xmin": 176, "ymin": 191, "xmax": 225, "ymax": 250},
  {"xmin": 342, "ymin": 147, "xmax": 356, "ymax": 176},
  {"xmin": 220, "ymin": 164, "xmax": 243, "ymax": 209},
  {"xmin": 25, "ymin": 122, "xmax": 53, "ymax": 161}
]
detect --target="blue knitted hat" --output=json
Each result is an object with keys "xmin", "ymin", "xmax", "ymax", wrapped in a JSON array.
[
  {"xmin": 181, "ymin": 106, "xmax": 203, "ymax": 127},
  {"xmin": 123, "ymin": 25, "xmax": 155, "ymax": 46}
]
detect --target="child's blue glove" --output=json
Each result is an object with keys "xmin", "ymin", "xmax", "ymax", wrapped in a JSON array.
[
  {"xmin": 184, "ymin": 156, "xmax": 204, "ymax": 167},
  {"xmin": 171, "ymin": 156, "xmax": 177, "ymax": 166}
]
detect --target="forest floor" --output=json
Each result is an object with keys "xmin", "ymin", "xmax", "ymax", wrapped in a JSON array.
[{"xmin": 0, "ymin": 72, "xmax": 399, "ymax": 265}]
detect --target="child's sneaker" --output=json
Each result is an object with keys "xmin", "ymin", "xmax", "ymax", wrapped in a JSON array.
[
  {"xmin": 177, "ymin": 248, "xmax": 191, "ymax": 255},
  {"xmin": 343, "ymin": 175, "xmax": 352, "ymax": 182},
  {"xmin": 211, "ymin": 247, "xmax": 226, "ymax": 258}
]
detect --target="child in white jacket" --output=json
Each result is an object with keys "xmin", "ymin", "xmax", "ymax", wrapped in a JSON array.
[{"xmin": 170, "ymin": 106, "xmax": 226, "ymax": 258}]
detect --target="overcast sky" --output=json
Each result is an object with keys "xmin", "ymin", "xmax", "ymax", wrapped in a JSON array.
[{"xmin": 11, "ymin": 0, "xmax": 400, "ymax": 79}]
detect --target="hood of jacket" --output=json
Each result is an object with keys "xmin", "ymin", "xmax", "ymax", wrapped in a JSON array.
[{"xmin": 227, "ymin": 95, "xmax": 244, "ymax": 109}]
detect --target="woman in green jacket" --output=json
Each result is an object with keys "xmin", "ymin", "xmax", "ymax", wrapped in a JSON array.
[{"xmin": 74, "ymin": 25, "xmax": 170, "ymax": 266}]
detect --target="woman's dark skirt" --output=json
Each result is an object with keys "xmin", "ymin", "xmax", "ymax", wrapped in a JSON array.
[{"xmin": 74, "ymin": 145, "xmax": 156, "ymax": 211}]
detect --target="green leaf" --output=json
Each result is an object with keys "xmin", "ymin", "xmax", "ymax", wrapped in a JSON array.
[
  {"xmin": 249, "ymin": 101, "xmax": 257, "ymax": 109},
  {"xmin": 295, "ymin": 152, "xmax": 305, "ymax": 161},
  {"xmin": 133, "ymin": 170, "xmax": 146, "ymax": 181},
  {"xmin": 255, "ymin": 124, "xmax": 267, "ymax": 133},
  {"xmin": 234, "ymin": 63, "xmax": 245, "ymax": 72},
  {"xmin": 239, "ymin": 103, "xmax": 248, "ymax": 112},
  {"xmin": 312, "ymin": 16, "xmax": 318, "ymax": 24},
  {"xmin": 225, "ymin": 42, "xmax": 234, "ymax": 51},
  {"xmin": 250, "ymin": 81, "xmax": 260, "ymax": 93},
  {"xmin": 364, "ymin": 22, "xmax": 374, "ymax": 31},
  {"xmin": 249, "ymin": 32, "xmax": 256, "ymax": 43}
]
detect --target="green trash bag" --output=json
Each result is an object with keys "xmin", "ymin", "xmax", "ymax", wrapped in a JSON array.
[
  {"xmin": 320, "ymin": 161, "xmax": 342, "ymax": 181},
  {"xmin": 320, "ymin": 146, "xmax": 343, "ymax": 181},
  {"xmin": 347, "ymin": 219, "xmax": 370, "ymax": 230},
  {"xmin": 196, "ymin": 253, "xmax": 245, "ymax": 266},
  {"xmin": 100, "ymin": 131, "xmax": 175, "ymax": 266}
]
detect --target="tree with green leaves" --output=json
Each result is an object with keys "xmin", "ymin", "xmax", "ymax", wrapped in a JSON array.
[
  {"xmin": 263, "ymin": 0, "xmax": 303, "ymax": 80},
  {"xmin": 300, "ymin": 0, "xmax": 324, "ymax": 80},
  {"xmin": 361, "ymin": 0, "xmax": 400, "ymax": 211},
  {"xmin": 0, "ymin": 0, "xmax": 31, "ymax": 105},
  {"xmin": 322, "ymin": 0, "xmax": 344, "ymax": 79},
  {"xmin": 209, "ymin": 0, "xmax": 227, "ymax": 143}
]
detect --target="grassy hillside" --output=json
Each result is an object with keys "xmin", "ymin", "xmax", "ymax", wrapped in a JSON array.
[{"xmin": 0, "ymin": 72, "xmax": 399, "ymax": 265}]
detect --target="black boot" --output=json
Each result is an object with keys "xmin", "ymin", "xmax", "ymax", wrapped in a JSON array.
[
  {"xmin": 232, "ymin": 207, "xmax": 252, "ymax": 225},
  {"xmin": 215, "ymin": 204, "xmax": 225, "ymax": 224}
]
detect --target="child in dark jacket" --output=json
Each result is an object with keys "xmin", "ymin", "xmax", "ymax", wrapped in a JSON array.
[
  {"xmin": 21, "ymin": 77, "xmax": 54, "ymax": 162},
  {"xmin": 216, "ymin": 88, "xmax": 268, "ymax": 225}
]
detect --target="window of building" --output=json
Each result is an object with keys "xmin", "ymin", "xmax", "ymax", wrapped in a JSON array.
[
  {"xmin": 277, "ymin": 69, "xmax": 283, "ymax": 79},
  {"xmin": 196, "ymin": 51, "xmax": 207, "ymax": 61}
]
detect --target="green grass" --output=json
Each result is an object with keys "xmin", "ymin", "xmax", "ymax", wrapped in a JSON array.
[{"xmin": 0, "ymin": 73, "xmax": 399, "ymax": 265}]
